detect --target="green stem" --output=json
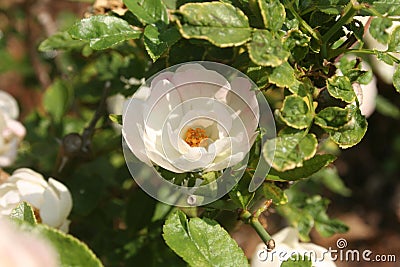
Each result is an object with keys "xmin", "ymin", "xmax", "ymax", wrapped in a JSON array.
[
  {"xmin": 347, "ymin": 49, "xmax": 400, "ymax": 64},
  {"xmin": 321, "ymin": 1, "xmax": 359, "ymax": 58},
  {"xmin": 283, "ymin": 0, "xmax": 322, "ymax": 42},
  {"xmin": 240, "ymin": 210, "xmax": 273, "ymax": 247}
]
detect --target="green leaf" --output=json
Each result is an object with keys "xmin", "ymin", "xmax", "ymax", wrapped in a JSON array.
[
  {"xmin": 18, "ymin": 222, "xmax": 104, "ymax": 267},
  {"xmin": 267, "ymin": 62, "xmax": 301, "ymax": 93},
  {"xmin": 369, "ymin": 17, "xmax": 392, "ymax": 44},
  {"xmin": 263, "ymin": 132, "xmax": 318, "ymax": 172},
  {"xmin": 326, "ymin": 75, "xmax": 356, "ymax": 103},
  {"xmin": 327, "ymin": 105, "xmax": 367, "ymax": 149},
  {"xmin": 109, "ymin": 114, "xmax": 123, "ymax": 125},
  {"xmin": 375, "ymin": 50, "xmax": 395, "ymax": 65},
  {"xmin": 123, "ymin": 0, "xmax": 168, "ymax": 25},
  {"xmin": 304, "ymin": 196, "xmax": 348, "ymax": 237},
  {"xmin": 278, "ymin": 95, "xmax": 313, "ymax": 129},
  {"xmin": 277, "ymin": 204, "xmax": 314, "ymax": 241},
  {"xmin": 39, "ymin": 31, "xmax": 86, "ymax": 51},
  {"xmin": 311, "ymin": 167, "xmax": 351, "ymax": 197},
  {"xmin": 277, "ymin": 194, "xmax": 348, "ymax": 241},
  {"xmin": 369, "ymin": 1, "xmax": 400, "ymax": 16},
  {"xmin": 314, "ymin": 106, "xmax": 351, "ymax": 130},
  {"xmin": 229, "ymin": 172, "xmax": 255, "ymax": 209},
  {"xmin": 375, "ymin": 94, "xmax": 400, "ymax": 118},
  {"xmin": 281, "ymin": 255, "xmax": 312, "ymax": 267},
  {"xmin": 247, "ymin": 64, "xmax": 269, "ymax": 88},
  {"xmin": 269, "ymin": 154, "xmax": 336, "ymax": 181},
  {"xmin": 393, "ymin": 63, "xmax": 400, "ymax": 93},
  {"xmin": 258, "ymin": 0, "xmax": 285, "ymax": 32},
  {"xmin": 68, "ymin": 15, "xmax": 142, "ymax": 50},
  {"xmin": 248, "ymin": 29, "xmax": 290, "ymax": 67},
  {"xmin": 43, "ymin": 79, "xmax": 73, "ymax": 123},
  {"xmin": 177, "ymin": 2, "xmax": 251, "ymax": 47},
  {"xmin": 262, "ymin": 182, "xmax": 288, "ymax": 205},
  {"xmin": 163, "ymin": 210, "xmax": 249, "ymax": 267},
  {"xmin": 144, "ymin": 25, "xmax": 181, "ymax": 61},
  {"xmin": 388, "ymin": 26, "xmax": 400, "ymax": 52},
  {"xmin": 283, "ymin": 29, "xmax": 310, "ymax": 61},
  {"xmin": 10, "ymin": 202, "xmax": 37, "ymax": 225}
]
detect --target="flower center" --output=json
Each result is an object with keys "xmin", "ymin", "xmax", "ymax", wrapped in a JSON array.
[{"xmin": 185, "ymin": 127, "xmax": 208, "ymax": 147}]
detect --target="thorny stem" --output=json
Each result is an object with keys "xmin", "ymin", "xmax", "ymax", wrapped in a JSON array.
[
  {"xmin": 81, "ymin": 81, "xmax": 111, "ymax": 152},
  {"xmin": 55, "ymin": 81, "xmax": 111, "ymax": 174},
  {"xmin": 240, "ymin": 208, "xmax": 275, "ymax": 250}
]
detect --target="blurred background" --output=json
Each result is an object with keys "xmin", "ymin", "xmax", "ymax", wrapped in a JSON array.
[{"xmin": 0, "ymin": 0, "xmax": 399, "ymax": 266}]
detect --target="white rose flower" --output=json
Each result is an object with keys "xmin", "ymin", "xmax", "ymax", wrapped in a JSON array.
[
  {"xmin": 0, "ymin": 218, "xmax": 59, "ymax": 267},
  {"xmin": 123, "ymin": 63, "xmax": 259, "ymax": 173},
  {"xmin": 0, "ymin": 91, "xmax": 26, "ymax": 167},
  {"xmin": 251, "ymin": 227, "xmax": 336, "ymax": 267},
  {"xmin": 0, "ymin": 168, "xmax": 73, "ymax": 232}
]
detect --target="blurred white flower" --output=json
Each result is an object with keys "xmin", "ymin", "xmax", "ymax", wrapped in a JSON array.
[
  {"xmin": 251, "ymin": 227, "xmax": 336, "ymax": 267},
  {"xmin": 352, "ymin": 60, "xmax": 377, "ymax": 118},
  {"xmin": 0, "ymin": 219, "xmax": 59, "ymax": 267},
  {"xmin": 0, "ymin": 168, "xmax": 73, "ymax": 232},
  {"xmin": 107, "ymin": 93, "xmax": 125, "ymax": 132},
  {"xmin": 123, "ymin": 63, "xmax": 259, "ymax": 173},
  {"xmin": 337, "ymin": 57, "xmax": 378, "ymax": 117},
  {"xmin": 0, "ymin": 90, "xmax": 26, "ymax": 167},
  {"xmin": 356, "ymin": 16, "xmax": 400, "ymax": 84}
]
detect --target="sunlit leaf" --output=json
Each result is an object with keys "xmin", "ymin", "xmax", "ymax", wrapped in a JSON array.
[
  {"xmin": 248, "ymin": 29, "xmax": 290, "ymax": 67},
  {"xmin": 326, "ymin": 75, "xmax": 356, "ymax": 103},
  {"xmin": 369, "ymin": 17, "xmax": 392, "ymax": 44},
  {"xmin": 258, "ymin": 0, "xmax": 285, "ymax": 32},
  {"xmin": 269, "ymin": 154, "xmax": 336, "ymax": 181},
  {"xmin": 314, "ymin": 106, "xmax": 351, "ymax": 130},
  {"xmin": 326, "ymin": 105, "xmax": 367, "ymax": 148},
  {"xmin": 263, "ymin": 132, "xmax": 318, "ymax": 172},
  {"xmin": 39, "ymin": 31, "xmax": 86, "ymax": 51},
  {"xmin": 10, "ymin": 202, "xmax": 37, "ymax": 225},
  {"xmin": 68, "ymin": 15, "xmax": 142, "ymax": 50},
  {"xmin": 262, "ymin": 182, "xmax": 288, "ymax": 205},
  {"xmin": 163, "ymin": 210, "xmax": 249, "ymax": 267},
  {"xmin": 278, "ymin": 95, "xmax": 314, "ymax": 129},
  {"xmin": 144, "ymin": 25, "xmax": 181, "ymax": 61},
  {"xmin": 267, "ymin": 62, "xmax": 301, "ymax": 93},
  {"xmin": 177, "ymin": 2, "xmax": 251, "ymax": 47},
  {"xmin": 123, "ymin": 0, "xmax": 168, "ymax": 25}
]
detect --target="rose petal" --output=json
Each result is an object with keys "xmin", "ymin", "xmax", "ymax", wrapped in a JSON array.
[
  {"xmin": 171, "ymin": 68, "xmax": 230, "ymax": 104},
  {"xmin": 0, "ymin": 189, "xmax": 20, "ymax": 208},
  {"xmin": 40, "ymin": 186, "xmax": 62, "ymax": 228},
  {"xmin": 48, "ymin": 178, "xmax": 72, "ymax": 220},
  {"xmin": 16, "ymin": 180, "xmax": 46, "ymax": 209},
  {"xmin": 122, "ymin": 99, "xmax": 152, "ymax": 165},
  {"xmin": 58, "ymin": 219, "xmax": 71, "ymax": 233},
  {"xmin": 9, "ymin": 169, "xmax": 48, "ymax": 189}
]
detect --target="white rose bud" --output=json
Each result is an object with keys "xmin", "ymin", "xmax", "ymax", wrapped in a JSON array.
[
  {"xmin": 0, "ymin": 168, "xmax": 73, "ymax": 232},
  {"xmin": 0, "ymin": 218, "xmax": 59, "ymax": 267}
]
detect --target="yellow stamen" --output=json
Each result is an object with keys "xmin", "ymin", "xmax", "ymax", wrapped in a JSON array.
[{"xmin": 185, "ymin": 127, "xmax": 208, "ymax": 147}]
